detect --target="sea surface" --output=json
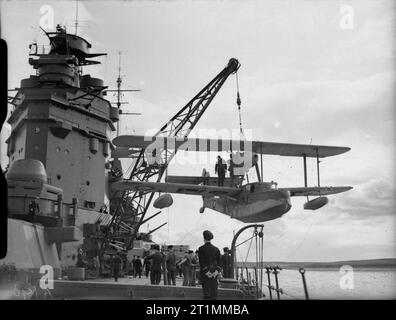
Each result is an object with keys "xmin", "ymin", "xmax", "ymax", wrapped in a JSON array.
[{"xmin": 258, "ymin": 268, "xmax": 396, "ymax": 300}]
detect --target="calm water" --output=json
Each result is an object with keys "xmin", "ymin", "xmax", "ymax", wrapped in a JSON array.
[{"xmin": 258, "ymin": 268, "xmax": 396, "ymax": 300}]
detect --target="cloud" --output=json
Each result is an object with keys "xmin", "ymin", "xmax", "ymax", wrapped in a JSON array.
[{"xmin": 331, "ymin": 178, "xmax": 396, "ymax": 219}]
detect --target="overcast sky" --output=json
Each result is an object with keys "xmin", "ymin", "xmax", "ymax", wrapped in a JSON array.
[{"xmin": 1, "ymin": 0, "xmax": 395, "ymax": 262}]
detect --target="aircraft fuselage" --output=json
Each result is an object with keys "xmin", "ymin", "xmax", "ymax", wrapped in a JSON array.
[{"xmin": 203, "ymin": 183, "xmax": 292, "ymax": 223}]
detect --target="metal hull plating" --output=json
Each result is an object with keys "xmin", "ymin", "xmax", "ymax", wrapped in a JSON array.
[{"xmin": 203, "ymin": 189, "xmax": 292, "ymax": 222}]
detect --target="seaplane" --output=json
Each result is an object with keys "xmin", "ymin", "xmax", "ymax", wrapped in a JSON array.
[{"xmin": 111, "ymin": 135, "xmax": 352, "ymax": 223}]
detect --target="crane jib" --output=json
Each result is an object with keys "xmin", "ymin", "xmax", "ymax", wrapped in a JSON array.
[{"xmin": 101, "ymin": 59, "xmax": 241, "ymax": 256}]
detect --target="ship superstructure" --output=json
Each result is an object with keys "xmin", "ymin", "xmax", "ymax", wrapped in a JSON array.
[{"xmin": 4, "ymin": 25, "xmax": 119, "ymax": 268}]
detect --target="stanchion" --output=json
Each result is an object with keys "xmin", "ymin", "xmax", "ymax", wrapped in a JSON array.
[
  {"xmin": 265, "ymin": 266, "xmax": 273, "ymax": 300},
  {"xmin": 299, "ymin": 267, "xmax": 310, "ymax": 300},
  {"xmin": 272, "ymin": 266, "xmax": 282, "ymax": 300}
]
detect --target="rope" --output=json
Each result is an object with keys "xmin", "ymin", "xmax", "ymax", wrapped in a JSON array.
[
  {"xmin": 282, "ymin": 291, "xmax": 302, "ymax": 300},
  {"xmin": 244, "ymin": 233, "xmax": 254, "ymax": 263},
  {"xmin": 263, "ymin": 212, "xmax": 314, "ymax": 249},
  {"xmin": 176, "ymin": 213, "xmax": 203, "ymax": 245},
  {"xmin": 283, "ymin": 214, "xmax": 319, "ymax": 261}
]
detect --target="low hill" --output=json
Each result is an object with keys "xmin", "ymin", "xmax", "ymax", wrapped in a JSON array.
[{"xmin": 236, "ymin": 258, "xmax": 396, "ymax": 270}]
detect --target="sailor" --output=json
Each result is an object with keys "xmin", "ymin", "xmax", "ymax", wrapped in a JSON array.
[
  {"xmin": 166, "ymin": 245, "xmax": 177, "ymax": 286},
  {"xmin": 178, "ymin": 251, "xmax": 191, "ymax": 286},
  {"xmin": 215, "ymin": 155, "xmax": 227, "ymax": 186},
  {"xmin": 28, "ymin": 199, "xmax": 39, "ymax": 222},
  {"xmin": 143, "ymin": 255, "xmax": 151, "ymax": 278},
  {"xmin": 189, "ymin": 250, "xmax": 198, "ymax": 286},
  {"xmin": 133, "ymin": 255, "xmax": 142, "ymax": 278},
  {"xmin": 75, "ymin": 248, "xmax": 85, "ymax": 268},
  {"xmin": 198, "ymin": 230, "xmax": 222, "ymax": 299},
  {"xmin": 111, "ymin": 252, "xmax": 122, "ymax": 282},
  {"xmin": 228, "ymin": 154, "xmax": 235, "ymax": 186},
  {"xmin": 148, "ymin": 245, "xmax": 163, "ymax": 285},
  {"xmin": 194, "ymin": 249, "xmax": 201, "ymax": 285},
  {"xmin": 221, "ymin": 247, "xmax": 232, "ymax": 278}
]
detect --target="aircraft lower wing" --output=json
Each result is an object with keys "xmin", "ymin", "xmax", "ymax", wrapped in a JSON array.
[
  {"xmin": 279, "ymin": 186, "xmax": 353, "ymax": 197},
  {"xmin": 112, "ymin": 147, "xmax": 140, "ymax": 158},
  {"xmin": 165, "ymin": 175, "xmax": 237, "ymax": 186},
  {"xmin": 111, "ymin": 180, "xmax": 241, "ymax": 197}
]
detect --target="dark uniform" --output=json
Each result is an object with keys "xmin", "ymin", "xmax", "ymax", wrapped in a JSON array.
[
  {"xmin": 144, "ymin": 256, "xmax": 151, "ymax": 278},
  {"xmin": 198, "ymin": 230, "xmax": 222, "ymax": 300},
  {"xmin": 221, "ymin": 248, "xmax": 232, "ymax": 278},
  {"xmin": 134, "ymin": 257, "xmax": 142, "ymax": 278},
  {"xmin": 149, "ymin": 248, "xmax": 163, "ymax": 285},
  {"xmin": 166, "ymin": 247, "xmax": 177, "ymax": 286},
  {"xmin": 228, "ymin": 155, "xmax": 235, "ymax": 186},
  {"xmin": 215, "ymin": 156, "xmax": 227, "ymax": 186},
  {"xmin": 75, "ymin": 249, "xmax": 85, "ymax": 268},
  {"xmin": 112, "ymin": 254, "xmax": 122, "ymax": 282}
]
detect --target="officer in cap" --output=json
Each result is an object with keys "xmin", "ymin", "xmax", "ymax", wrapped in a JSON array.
[
  {"xmin": 221, "ymin": 247, "xmax": 232, "ymax": 278},
  {"xmin": 198, "ymin": 230, "xmax": 222, "ymax": 299}
]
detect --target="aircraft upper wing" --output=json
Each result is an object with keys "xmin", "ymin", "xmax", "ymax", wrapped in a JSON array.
[
  {"xmin": 279, "ymin": 186, "xmax": 353, "ymax": 197},
  {"xmin": 111, "ymin": 180, "xmax": 242, "ymax": 197},
  {"xmin": 113, "ymin": 135, "xmax": 350, "ymax": 158}
]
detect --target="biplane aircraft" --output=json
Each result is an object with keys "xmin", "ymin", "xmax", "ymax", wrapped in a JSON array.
[{"xmin": 111, "ymin": 135, "xmax": 352, "ymax": 223}]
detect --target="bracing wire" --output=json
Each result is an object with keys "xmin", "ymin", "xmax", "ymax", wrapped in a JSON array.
[
  {"xmin": 176, "ymin": 213, "xmax": 203, "ymax": 245},
  {"xmin": 283, "ymin": 214, "xmax": 319, "ymax": 261}
]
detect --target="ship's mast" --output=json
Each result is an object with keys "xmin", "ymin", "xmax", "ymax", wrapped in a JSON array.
[
  {"xmin": 116, "ymin": 51, "xmax": 122, "ymax": 135},
  {"xmin": 106, "ymin": 51, "xmax": 141, "ymax": 136},
  {"xmin": 74, "ymin": 0, "xmax": 79, "ymax": 35}
]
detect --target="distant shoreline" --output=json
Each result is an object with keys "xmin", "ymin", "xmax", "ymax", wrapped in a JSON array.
[{"xmin": 236, "ymin": 258, "xmax": 396, "ymax": 270}]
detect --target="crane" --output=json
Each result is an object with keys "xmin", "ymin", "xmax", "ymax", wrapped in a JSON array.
[{"xmin": 99, "ymin": 58, "xmax": 241, "ymax": 262}]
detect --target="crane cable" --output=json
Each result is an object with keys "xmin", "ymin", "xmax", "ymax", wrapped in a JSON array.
[{"xmin": 235, "ymin": 71, "xmax": 244, "ymax": 140}]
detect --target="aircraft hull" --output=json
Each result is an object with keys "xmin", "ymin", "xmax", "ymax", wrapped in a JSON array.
[
  {"xmin": 236, "ymin": 202, "xmax": 291, "ymax": 222},
  {"xmin": 203, "ymin": 189, "xmax": 292, "ymax": 223}
]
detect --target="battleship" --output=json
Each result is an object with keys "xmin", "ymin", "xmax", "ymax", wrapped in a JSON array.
[
  {"xmin": 0, "ymin": 24, "xmax": 259, "ymax": 300},
  {"xmin": 0, "ymin": 16, "xmax": 354, "ymax": 300}
]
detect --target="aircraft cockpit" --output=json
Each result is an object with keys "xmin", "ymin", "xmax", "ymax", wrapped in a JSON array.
[{"xmin": 244, "ymin": 181, "xmax": 278, "ymax": 193}]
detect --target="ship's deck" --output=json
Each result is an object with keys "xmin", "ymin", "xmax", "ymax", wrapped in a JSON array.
[{"xmin": 51, "ymin": 275, "xmax": 250, "ymax": 300}]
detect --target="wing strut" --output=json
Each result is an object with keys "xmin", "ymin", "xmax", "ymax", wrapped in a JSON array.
[
  {"xmin": 303, "ymin": 154, "xmax": 308, "ymax": 201},
  {"xmin": 260, "ymin": 143, "xmax": 264, "ymax": 182},
  {"xmin": 316, "ymin": 148, "xmax": 321, "ymax": 196},
  {"xmin": 303, "ymin": 154, "xmax": 307, "ymax": 187}
]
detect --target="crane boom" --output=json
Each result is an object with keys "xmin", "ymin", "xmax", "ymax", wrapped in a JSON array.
[{"xmin": 100, "ymin": 58, "xmax": 240, "ymax": 257}]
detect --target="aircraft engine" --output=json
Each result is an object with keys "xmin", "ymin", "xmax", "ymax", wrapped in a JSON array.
[{"xmin": 304, "ymin": 196, "xmax": 328, "ymax": 210}]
